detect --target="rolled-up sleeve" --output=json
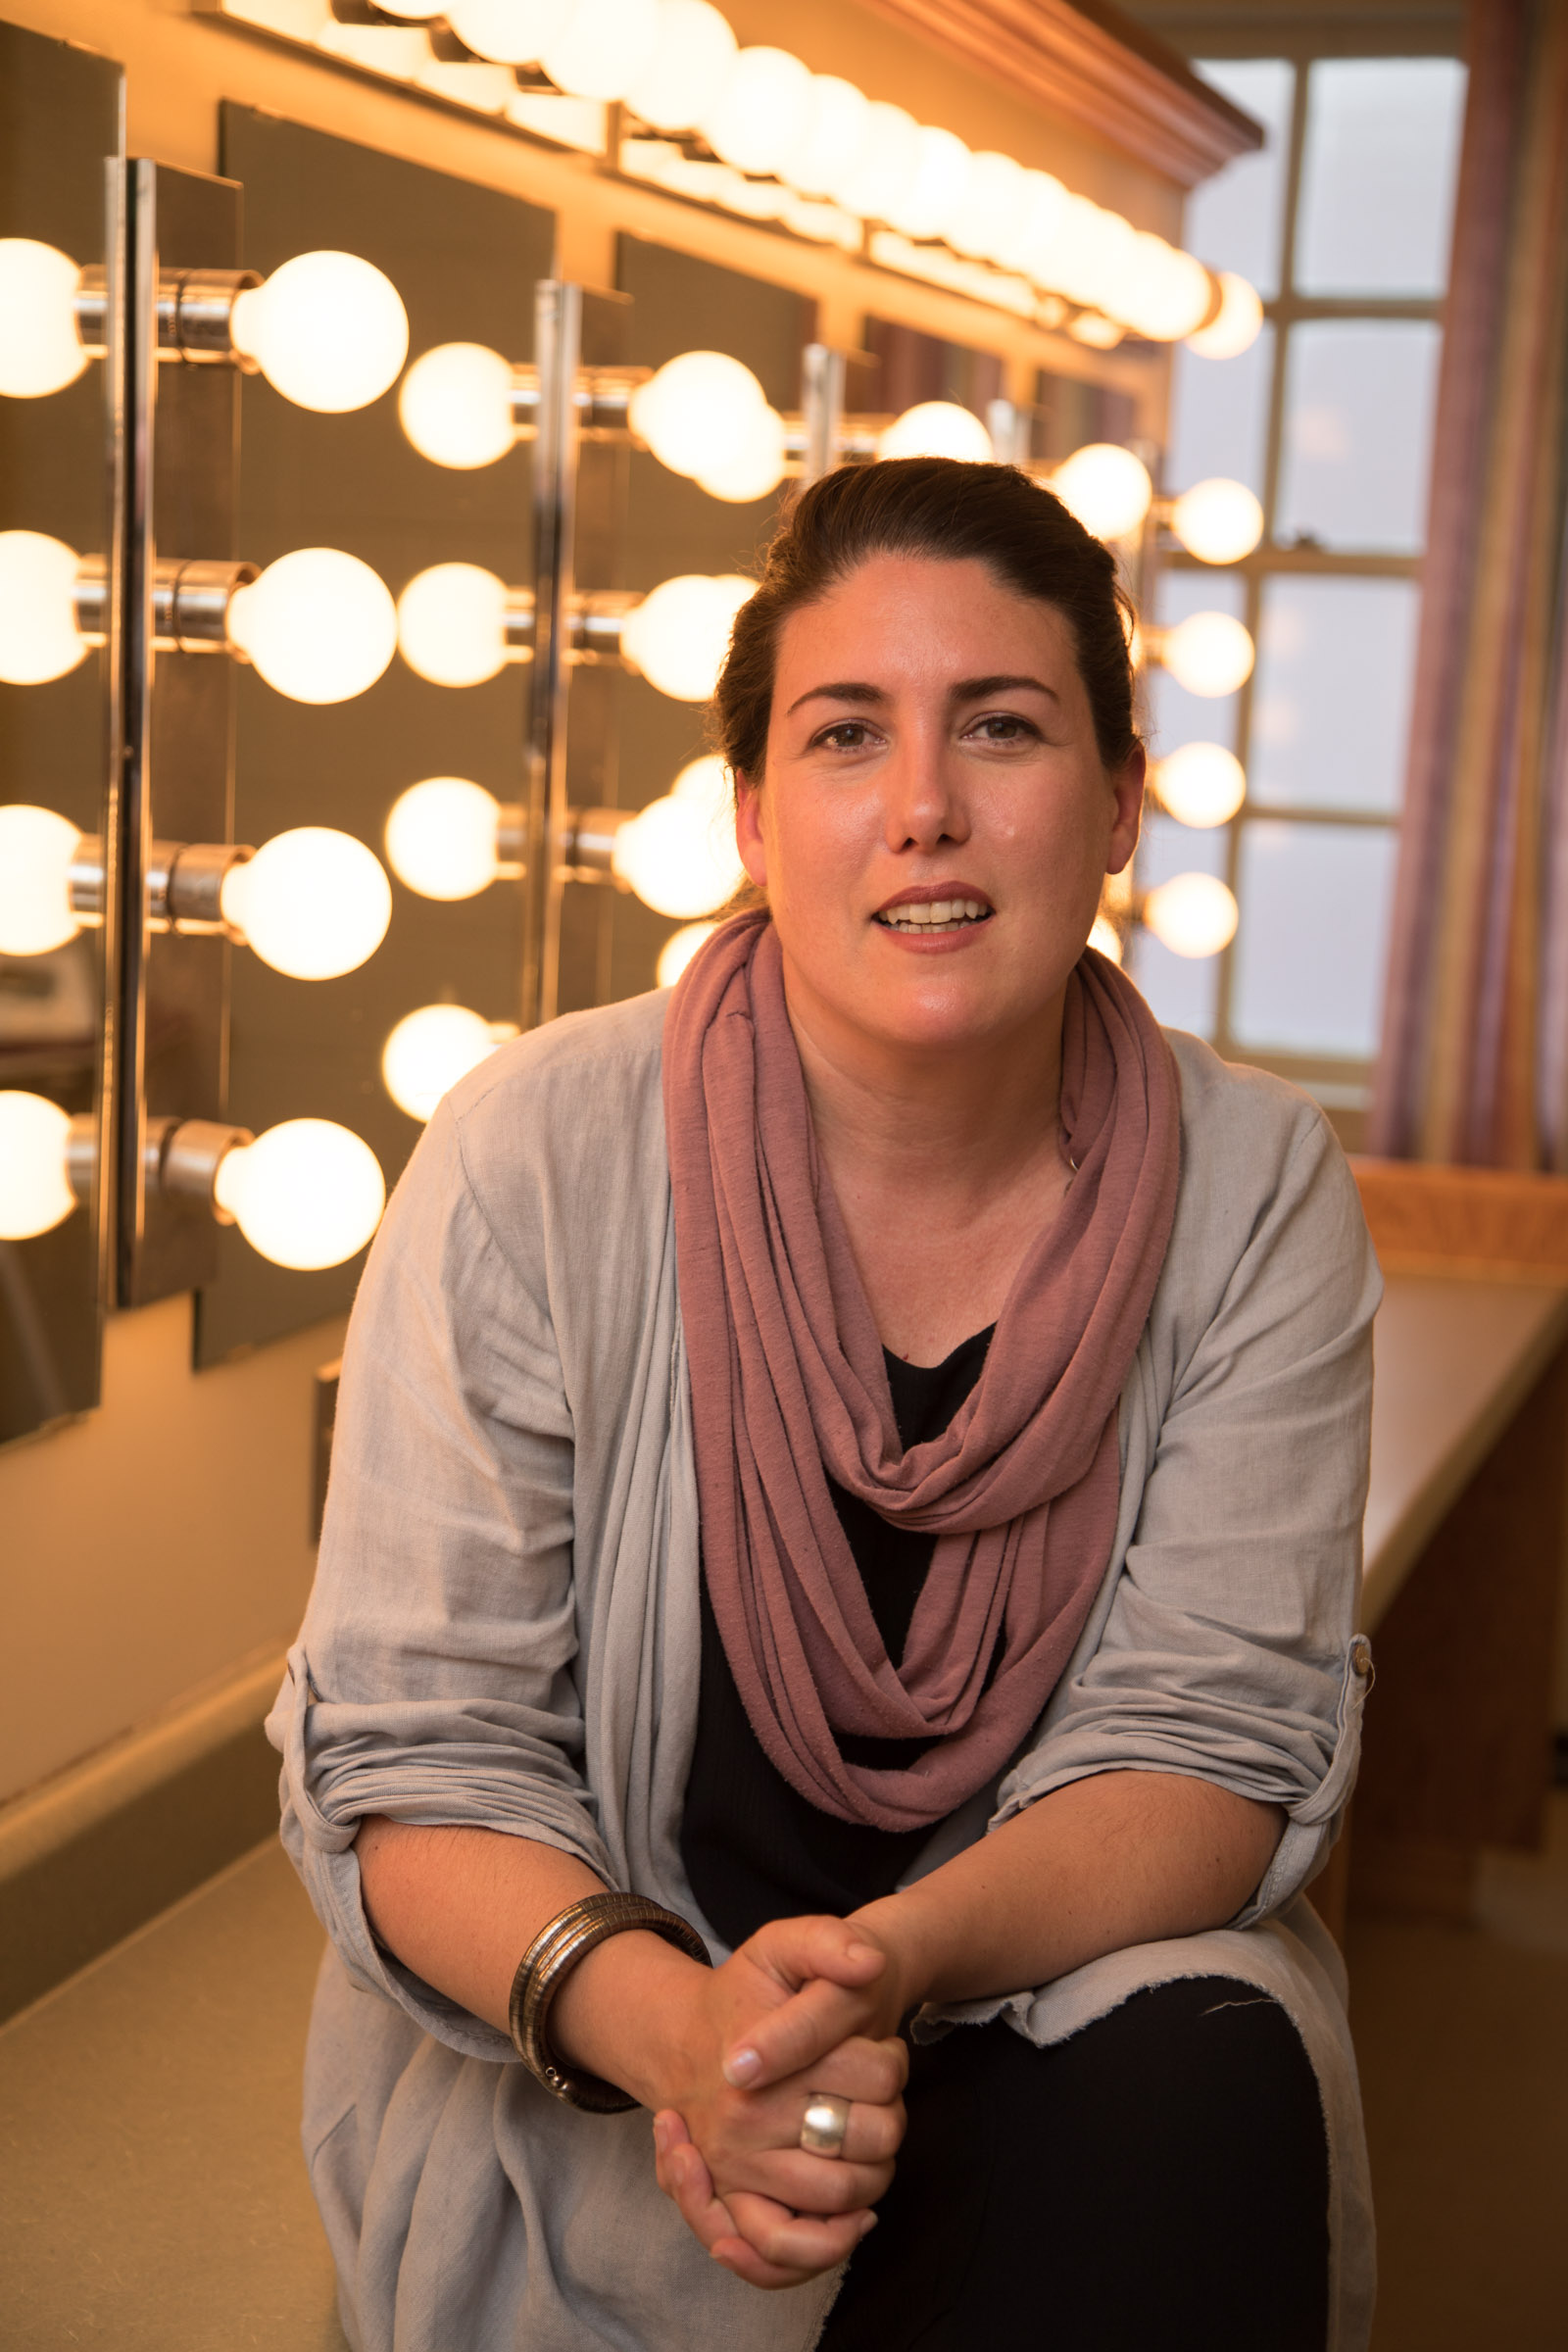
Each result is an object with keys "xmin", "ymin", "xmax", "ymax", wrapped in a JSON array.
[
  {"xmin": 267, "ymin": 1092, "xmax": 612, "ymax": 2062},
  {"xmin": 993, "ymin": 1097, "xmax": 1380, "ymax": 1927}
]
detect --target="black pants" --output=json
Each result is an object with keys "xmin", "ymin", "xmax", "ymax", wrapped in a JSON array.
[{"xmin": 819, "ymin": 1975, "xmax": 1330, "ymax": 2352}]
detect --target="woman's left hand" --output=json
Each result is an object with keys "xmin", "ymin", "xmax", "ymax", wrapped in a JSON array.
[{"xmin": 713, "ymin": 1911, "xmax": 914, "ymax": 2098}]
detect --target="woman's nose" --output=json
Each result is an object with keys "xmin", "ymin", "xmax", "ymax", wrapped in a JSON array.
[{"xmin": 881, "ymin": 742, "xmax": 969, "ymax": 852}]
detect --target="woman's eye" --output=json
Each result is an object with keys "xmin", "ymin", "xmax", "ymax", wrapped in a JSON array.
[
  {"xmin": 815, "ymin": 721, "xmax": 875, "ymax": 751},
  {"xmin": 967, "ymin": 713, "xmax": 1036, "ymax": 743}
]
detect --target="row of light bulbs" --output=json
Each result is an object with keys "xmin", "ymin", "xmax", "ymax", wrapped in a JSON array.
[{"xmin": 354, "ymin": 0, "xmax": 1261, "ymax": 355}]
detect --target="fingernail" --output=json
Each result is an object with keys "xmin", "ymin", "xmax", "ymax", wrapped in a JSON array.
[
  {"xmin": 858, "ymin": 2213, "xmax": 878, "ymax": 2237},
  {"xmin": 846, "ymin": 1943, "xmax": 880, "ymax": 1964},
  {"xmin": 723, "ymin": 2046, "xmax": 760, "ymax": 2087},
  {"xmin": 652, "ymin": 2117, "xmax": 669, "ymax": 2155}
]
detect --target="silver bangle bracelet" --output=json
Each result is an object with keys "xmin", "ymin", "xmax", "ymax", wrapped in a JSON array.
[{"xmin": 507, "ymin": 1890, "xmax": 711, "ymax": 2112}]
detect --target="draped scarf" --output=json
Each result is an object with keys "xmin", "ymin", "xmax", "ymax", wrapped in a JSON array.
[{"xmin": 662, "ymin": 914, "xmax": 1182, "ymax": 1832}]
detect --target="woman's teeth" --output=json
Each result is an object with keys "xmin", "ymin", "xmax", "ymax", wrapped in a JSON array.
[{"xmin": 876, "ymin": 899, "xmax": 992, "ymax": 932}]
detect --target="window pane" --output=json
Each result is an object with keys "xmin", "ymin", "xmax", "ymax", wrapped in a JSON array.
[
  {"xmin": 1129, "ymin": 814, "xmax": 1227, "ymax": 1039},
  {"xmin": 1296, "ymin": 58, "xmax": 1466, "ymax": 296},
  {"xmin": 1168, "ymin": 324, "xmax": 1274, "ymax": 504},
  {"xmin": 1146, "ymin": 566, "xmax": 1246, "ymax": 760},
  {"xmin": 1231, "ymin": 819, "xmax": 1398, "ymax": 1056},
  {"xmin": 1190, "ymin": 60, "xmax": 1294, "ymax": 300},
  {"xmin": 1250, "ymin": 577, "xmax": 1420, "ymax": 813},
  {"xmin": 1276, "ymin": 321, "xmax": 1441, "ymax": 554}
]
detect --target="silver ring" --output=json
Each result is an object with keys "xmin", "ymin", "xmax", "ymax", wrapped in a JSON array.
[{"xmin": 799, "ymin": 2091, "xmax": 852, "ymax": 2157}]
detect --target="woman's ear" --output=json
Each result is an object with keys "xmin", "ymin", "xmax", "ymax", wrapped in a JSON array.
[
  {"xmin": 1106, "ymin": 743, "xmax": 1147, "ymax": 876},
  {"xmin": 734, "ymin": 772, "xmax": 768, "ymax": 892}
]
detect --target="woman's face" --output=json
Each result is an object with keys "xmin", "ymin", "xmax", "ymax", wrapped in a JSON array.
[{"xmin": 735, "ymin": 552, "xmax": 1144, "ymax": 1061}]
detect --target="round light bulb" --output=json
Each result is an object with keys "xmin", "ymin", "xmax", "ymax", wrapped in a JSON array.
[
  {"xmin": 213, "ymin": 1118, "xmax": 385, "ymax": 1270},
  {"xmin": 778, "ymin": 76, "xmax": 870, "ymax": 201},
  {"xmin": 1049, "ymin": 443, "xmax": 1153, "ymax": 543},
  {"xmin": 385, "ymin": 777, "xmax": 504, "ymax": 900},
  {"xmin": 944, "ymin": 151, "xmax": 1027, "ymax": 264},
  {"xmin": 395, "ymin": 563, "xmax": 510, "ymax": 688},
  {"xmin": 228, "ymin": 251, "xmax": 408, "ymax": 415},
  {"xmin": 382, "ymin": 1003, "xmax": 514, "ymax": 1122},
  {"xmin": 1152, "ymin": 742, "xmax": 1247, "ymax": 829},
  {"xmin": 0, "ymin": 239, "xmax": 88, "ymax": 399},
  {"xmin": 220, "ymin": 827, "xmax": 392, "ymax": 980},
  {"xmin": 445, "ymin": 0, "xmax": 571, "ymax": 61},
  {"xmin": 657, "ymin": 919, "xmax": 719, "ymax": 988},
  {"xmin": 1088, "ymin": 915, "xmax": 1123, "ymax": 967},
  {"xmin": 612, "ymin": 792, "xmax": 744, "ymax": 918},
  {"xmin": 226, "ymin": 548, "xmax": 396, "ymax": 705},
  {"xmin": 1118, "ymin": 234, "xmax": 1213, "ymax": 341},
  {"xmin": 0, "ymin": 1091, "xmax": 75, "ymax": 1239},
  {"xmin": 398, "ymin": 342, "xmax": 515, "ymax": 469},
  {"xmin": 539, "ymin": 0, "xmax": 660, "ymax": 102},
  {"xmin": 700, "ymin": 46, "xmax": 812, "ymax": 178},
  {"xmin": 1187, "ymin": 270, "xmax": 1264, "ymax": 361},
  {"xmin": 1143, "ymin": 871, "xmax": 1239, "ymax": 959},
  {"xmin": 0, "ymin": 530, "xmax": 88, "ymax": 684},
  {"xmin": 694, "ymin": 404, "xmax": 787, "ymax": 502},
  {"xmin": 876, "ymin": 402, "xmax": 994, "ymax": 464},
  {"xmin": 887, "ymin": 124, "xmax": 970, "ymax": 242},
  {"xmin": 628, "ymin": 350, "xmax": 772, "ymax": 484},
  {"xmin": 1169, "ymin": 477, "xmax": 1264, "ymax": 566},
  {"xmin": 670, "ymin": 752, "xmax": 746, "ymax": 899},
  {"xmin": 1007, "ymin": 170, "xmax": 1070, "ymax": 283},
  {"xmin": 624, "ymin": 0, "xmax": 737, "ymax": 131},
  {"xmin": 0, "ymin": 804, "xmax": 81, "ymax": 955},
  {"xmin": 837, "ymin": 101, "xmax": 920, "ymax": 225},
  {"xmin": 620, "ymin": 573, "xmax": 755, "ymax": 702},
  {"xmin": 1161, "ymin": 612, "xmax": 1255, "ymax": 699}
]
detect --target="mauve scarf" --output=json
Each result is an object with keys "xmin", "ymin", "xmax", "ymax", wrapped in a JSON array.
[{"xmin": 663, "ymin": 913, "xmax": 1182, "ymax": 1832}]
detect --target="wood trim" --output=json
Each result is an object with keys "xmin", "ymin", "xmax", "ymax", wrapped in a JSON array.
[
  {"xmin": 849, "ymin": 0, "xmax": 1264, "ymax": 187},
  {"xmin": 1353, "ymin": 1157, "xmax": 1568, "ymax": 1280}
]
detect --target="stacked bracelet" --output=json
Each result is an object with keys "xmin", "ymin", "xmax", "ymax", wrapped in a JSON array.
[{"xmin": 507, "ymin": 1890, "xmax": 711, "ymax": 2112}]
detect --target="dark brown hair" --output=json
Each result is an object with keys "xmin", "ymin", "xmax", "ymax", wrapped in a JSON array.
[{"xmin": 712, "ymin": 457, "xmax": 1140, "ymax": 781}]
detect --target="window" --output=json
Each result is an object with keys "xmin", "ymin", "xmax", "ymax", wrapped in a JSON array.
[{"xmin": 1130, "ymin": 43, "xmax": 1467, "ymax": 1136}]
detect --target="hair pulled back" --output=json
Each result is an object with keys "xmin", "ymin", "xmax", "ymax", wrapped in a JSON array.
[{"xmin": 713, "ymin": 457, "xmax": 1139, "ymax": 781}]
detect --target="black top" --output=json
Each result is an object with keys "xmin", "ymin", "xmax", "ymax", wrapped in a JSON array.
[{"xmin": 680, "ymin": 1326, "xmax": 994, "ymax": 1950}]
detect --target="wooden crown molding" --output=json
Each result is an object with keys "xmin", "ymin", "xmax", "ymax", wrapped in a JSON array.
[{"xmin": 854, "ymin": 0, "xmax": 1263, "ymax": 186}]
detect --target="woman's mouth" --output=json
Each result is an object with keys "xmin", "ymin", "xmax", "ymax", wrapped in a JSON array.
[{"xmin": 873, "ymin": 897, "xmax": 994, "ymax": 934}]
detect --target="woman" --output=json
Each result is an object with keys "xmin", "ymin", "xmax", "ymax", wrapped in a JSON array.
[{"xmin": 273, "ymin": 458, "xmax": 1379, "ymax": 2352}]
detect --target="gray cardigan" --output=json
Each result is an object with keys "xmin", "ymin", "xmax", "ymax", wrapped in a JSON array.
[{"xmin": 270, "ymin": 987, "xmax": 1381, "ymax": 2352}]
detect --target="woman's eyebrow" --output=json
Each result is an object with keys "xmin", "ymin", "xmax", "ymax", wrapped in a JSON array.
[
  {"xmin": 785, "ymin": 681, "xmax": 886, "ymax": 714},
  {"xmin": 951, "ymin": 673, "xmax": 1061, "ymax": 705},
  {"xmin": 786, "ymin": 674, "xmax": 1061, "ymax": 716}
]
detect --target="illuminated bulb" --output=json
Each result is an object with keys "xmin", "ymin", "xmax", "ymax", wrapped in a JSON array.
[
  {"xmin": 1160, "ymin": 612, "xmax": 1255, "ymax": 699},
  {"xmin": 620, "ymin": 573, "xmax": 755, "ymax": 702},
  {"xmin": 1050, "ymin": 444, "xmax": 1153, "ymax": 543},
  {"xmin": 0, "ymin": 804, "xmax": 81, "ymax": 955},
  {"xmin": 1152, "ymin": 742, "xmax": 1247, "ymax": 829},
  {"xmin": 1169, "ymin": 478, "xmax": 1264, "ymax": 565},
  {"xmin": 1120, "ymin": 234, "xmax": 1212, "ymax": 341},
  {"xmin": 657, "ymin": 920, "xmax": 719, "ymax": 987},
  {"xmin": 1004, "ymin": 170, "xmax": 1069, "ymax": 282},
  {"xmin": 1187, "ymin": 270, "xmax": 1263, "ymax": 361},
  {"xmin": 629, "ymin": 350, "xmax": 774, "ymax": 487},
  {"xmin": 778, "ymin": 76, "xmax": 870, "ymax": 201},
  {"xmin": 612, "ymin": 790, "xmax": 744, "ymax": 918},
  {"xmin": 382, "ymin": 1003, "xmax": 514, "ymax": 1121},
  {"xmin": 0, "ymin": 530, "xmax": 88, "ymax": 683},
  {"xmin": 876, "ymin": 402, "xmax": 994, "ymax": 464},
  {"xmin": 837, "ymin": 102, "xmax": 920, "ymax": 224},
  {"xmin": 398, "ymin": 342, "xmax": 515, "ymax": 468},
  {"xmin": 1142, "ymin": 871, "xmax": 1239, "ymax": 959},
  {"xmin": 694, "ymin": 404, "xmax": 787, "ymax": 502},
  {"xmin": 396, "ymin": 563, "xmax": 510, "ymax": 688},
  {"xmin": 539, "ymin": 0, "xmax": 661, "ymax": 102},
  {"xmin": 0, "ymin": 239, "xmax": 88, "ymax": 399},
  {"xmin": 220, "ymin": 827, "xmax": 392, "ymax": 980},
  {"xmin": 944, "ymin": 151, "xmax": 1027, "ymax": 264},
  {"xmin": 624, "ymin": 0, "xmax": 737, "ymax": 131},
  {"xmin": 671, "ymin": 752, "xmax": 745, "ymax": 892},
  {"xmin": 701, "ymin": 46, "xmax": 813, "ymax": 177},
  {"xmin": 226, "ymin": 548, "xmax": 396, "ymax": 704},
  {"xmin": 445, "ymin": 0, "xmax": 571, "ymax": 61},
  {"xmin": 228, "ymin": 252, "xmax": 408, "ymax": 415},
  {"xmin": 385, "ymin": 777, "xmax": 504, "ymax": 899},
  {"xmin": 0, "ymin": 1091, "xmax": 75, "ymax": 1238},
  {"xmin": 213, "ymin": 1118, "xmax": 385, "ymax": 1270},
  {"xmin": 1088, "ymin": 916, "xmax": 1123, "ymax": 966},
  {"xmin": 888, "ymin": 125, "xmax": 971, "ymax": 242}
]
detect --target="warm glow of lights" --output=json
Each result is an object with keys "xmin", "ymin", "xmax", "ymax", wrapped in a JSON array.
[
  {"xmin": 226, "ymin": 548, "xmax": 397, "ymax": 704},
  {"xmin": 889, "ymin": 125, "xmax": 971, "ymax": 243},
  {"xmin": 778, "ymin": 75, "xmax": 870, "ymax": 201},
  {"xmin": 657, "ymin": 919, "xmax": 719, "ymax": 987},
  {"xmin": 1187, "ymin": 270, "xmax": 1264, "ymax": 360},
  {"xmin": 385, "ymin": 777, "xmax": 505, "ymax": 899},
  {"xmin": 701, "ymin": 45, "xmax": 813, "ymax": 177},
  {"xmin": 876, "ymin": 401, "xmax": 993, "ymax": 464},
  {"xmin": 944, "ymin": 150, "xmax": 1026, "ymax": 265},
  {"xmin": 1152, "ymin": 742, "xmax": 1247, "ymax": 828},
  {"xmin": 1049, "ymin": 443, "xmax": 1153, "ymax": 543},
  {"xmin": 220, "ymin": 828, "xmax": 392, "ymax": 980},
  {"xmin": 445, "ymin": 0, "xmax": 571, "ymax": 61},
  {"xmin": 612, "ymin": 781, "xmax": 746, "ymax": 917},
  {"xmin": 539, "ymin": 0, "xmax": 661, "ymax": 102},
  {"xmin": 625, "ymin": 0, "xmax": 737, "ymax": 131},
  {"xmin": 620, "ymin": 572, "xmax": 755, "ymax": 702},
  {"xmin": 213, "ymin": 1118, "xmax": 385, "ymax": 1269},
  {"xmin": 1158, "ymin": 612, "xmax": 1256, "ymax": 699},
  {"xmin": 398, "ymin": 342, "xmax": 515, "ymax": 468},
  {"xmin": 628, "ymin": 350, "xmax": 783, "ymax": 498},
  {"xmin": 1088, "ymin": 915, "xmax": 1123, "ymax": 965},
  {"xmin": 382, "ymin": 1003, "xmax": 514, "ymax": 1121},
  {"xmin": 836, "ymin": 101, "xmax": 920, "ymax": 225},
  {"xmin": 0, "ymin": 1091, "xmax": 75, "ymax": 1238},
  {"xmin": 0, "ymin": 239, "xmax": 88, "ymax": 399},
  {"xmin": 0, "ymin": 804, "xmax": 81, "ymax": 956},
  {"xmin": 395, "ymin": 563, "xmax": 511, "ymax": 687},
  {"xmin": 694, "ymin": 404, "xmax": 787, "ymax": 502},
  {"xmin": 0, "ymin": 531, "xmax": 88, "ymax": 684},
  {"xmin": 229, "ymin": 252, "xmax": 408, "ymax": 415},
  {"xmin": 1143, "ymin": 871, "xmax": 1239, "ymax": 958},
  {"xmin": 1169, "ymin": 478, "xmax": 1264, "ymax": 565}
]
